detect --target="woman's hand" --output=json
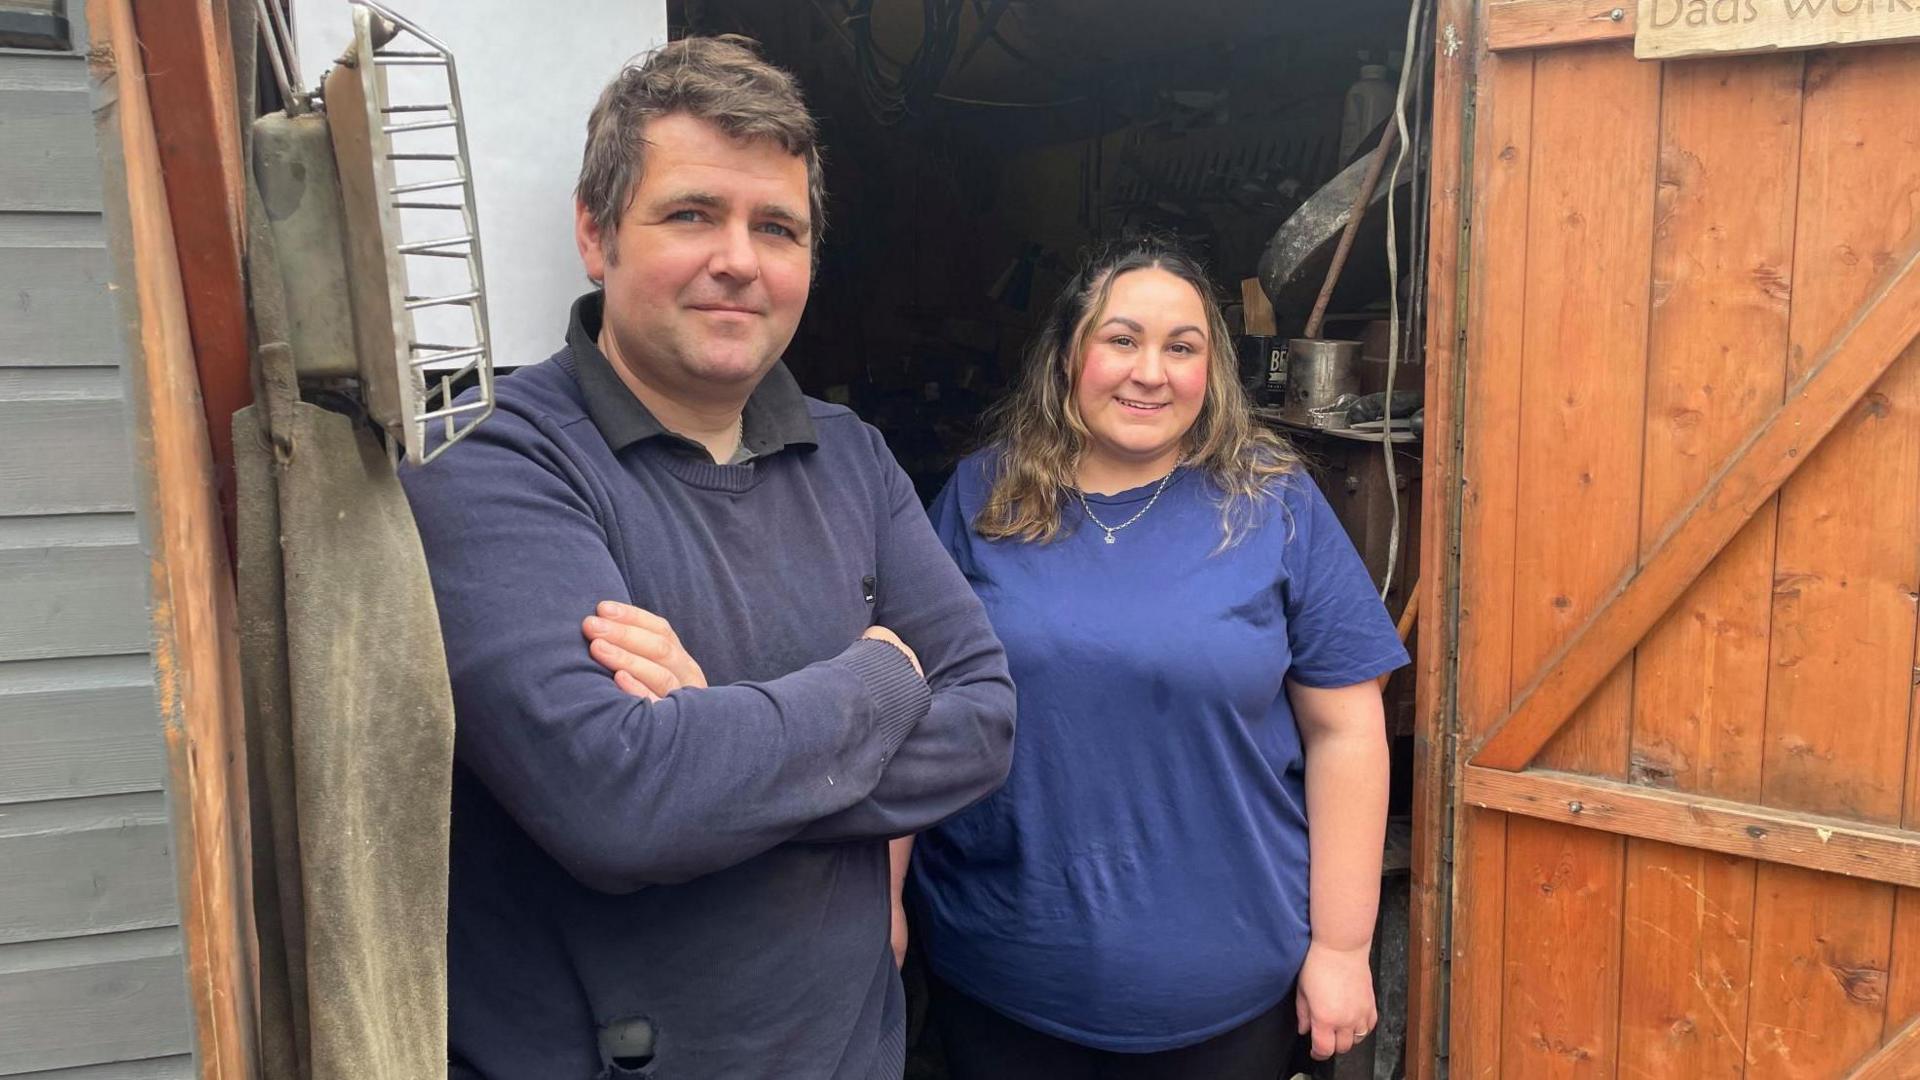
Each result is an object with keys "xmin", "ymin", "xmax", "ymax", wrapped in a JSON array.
[
  {"xmin": 582, "ymin": 601, "xmax": 708, "ymax": 699},
  {"xmin": 1295, "ymin": 940, "xmax": 1377, "ymax": 1060}
]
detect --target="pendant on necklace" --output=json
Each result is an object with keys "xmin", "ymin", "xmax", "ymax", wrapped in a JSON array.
[{"xmin": 1103, "ymin": 531, "xmax": 1116, "ymax": 544}]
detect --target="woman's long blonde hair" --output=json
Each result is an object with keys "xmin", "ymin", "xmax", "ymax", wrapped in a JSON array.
[{"xmin": 975, "ymin": 237, "xmax": 1302, "ymax": 547}]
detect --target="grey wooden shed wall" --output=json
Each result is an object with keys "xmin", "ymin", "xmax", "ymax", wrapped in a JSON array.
[{"xmin": 0, "ymin": 5, "xmax": 194, "ymax": 1076}]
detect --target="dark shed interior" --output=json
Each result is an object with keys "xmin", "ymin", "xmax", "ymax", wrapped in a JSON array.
[{"xmin": 670, "ymin": 3, "xmax": 1432, "ymax": 1074}]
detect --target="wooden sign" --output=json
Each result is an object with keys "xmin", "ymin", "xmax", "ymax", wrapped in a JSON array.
[{"xmin": 1636, "ymin": 0, "xmax": 1920, "ymax": 58}]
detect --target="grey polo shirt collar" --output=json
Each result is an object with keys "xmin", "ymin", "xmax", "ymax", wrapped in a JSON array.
[{"xmin": 566, "ymin": 291, "xmax": 818, "ymax": 460}]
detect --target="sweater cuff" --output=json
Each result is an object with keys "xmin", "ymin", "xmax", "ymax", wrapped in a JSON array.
[{"xmin": 840, "ymin": 638, "xmax": 932, "ymax": 760}]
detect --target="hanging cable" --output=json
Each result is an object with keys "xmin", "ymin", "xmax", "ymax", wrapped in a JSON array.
[
  {"xmin": 846, "ymin": 0, "xmax": 967, "ymax": 126},
  {"xmin": 1378, "ymin": 0, "xmax": 1426, "ymax": 602}
]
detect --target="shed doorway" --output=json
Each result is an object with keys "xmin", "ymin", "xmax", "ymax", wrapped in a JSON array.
[{"xmin": 668, "ymin": 2, "xmax": 1440, "ymax": 1077}]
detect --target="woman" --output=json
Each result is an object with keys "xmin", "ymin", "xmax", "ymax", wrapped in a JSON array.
[{"xmin": 909, "ymin": 237, "xmax": 1406, "ymax": 1079}]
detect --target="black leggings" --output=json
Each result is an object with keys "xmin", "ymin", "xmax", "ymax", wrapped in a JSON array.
[{"xmin": 928, "ymin": 975, "xmax": 1299, "ymax": 1080}]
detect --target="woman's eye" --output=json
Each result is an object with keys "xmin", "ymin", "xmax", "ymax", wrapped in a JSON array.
[{"xmin": 1109, "ymin": 335, "xmax": 1135, "ymax": 348}]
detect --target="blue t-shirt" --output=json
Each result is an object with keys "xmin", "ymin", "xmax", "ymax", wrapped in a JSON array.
[{"xmin": 910, "ymin": 451, "xmax": 1408, "ymax": 1052}]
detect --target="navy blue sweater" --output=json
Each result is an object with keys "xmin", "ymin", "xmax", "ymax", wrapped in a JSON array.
[{"xmin": 401, "ymin": 321, "xmax": 1015, "ymax": 1078}]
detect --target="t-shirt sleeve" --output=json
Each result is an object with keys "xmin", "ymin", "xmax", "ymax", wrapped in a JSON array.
[
  {"xmin": 927, "ymin": 466, "xmax": 973, "ymax": 572},
  {"xmin": 1279, "ymin": 475, "xmax": 1411, "ymax": 688}
]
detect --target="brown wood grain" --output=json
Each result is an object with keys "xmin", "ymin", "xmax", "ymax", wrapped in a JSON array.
[
  {"xmin": 129, "ymin": 0, "xmax": 250, "ymax": 555},
  {"xmin": 1471, "ymin": 223, "xmax": 1920, "ymax": 771},
  {"xmin": 1889, "ymin": 895, "xmax": 1920, "ymax": 1057},
  {"xmin": 1848, "ymin": 1014, "xmax": 1920, "ymax": 1080},
  {"xmin": 1462, "ymin": 767, "xmax": 1920, "ymax": 888},
  {"xmin": 1406, "ymin": 0, "xmax": 1474, "ymax": 1073},
  {"xmin": 1636, "ymin": 0, "xmax": 1920, "ymax": 61},
  {"xmin": 1487, "ymin": 0, "xmax": 1635, "ymax": 52},
  {"xmin": 1615, "ymin": 51, "xmax": 1804, "ymax": 1079},
  {"xmin": 1747, "ymin": 868, "xmax": 1896, "ymax": 1078},
  {"xmin": 1897, "ymin": 620, "xmax": 1920, "ymax": 1041},
  {"xmin": 1497, "ymin": 41, "xmax": 1657, "ymax": 1078},
  {"xmin": 1449, "ymin": 809, "xmax": 1508, "ymax": 1080},
  {"xmin": 87, "ymin": 1, "xmax": 259, "ymax": 1076},
  {"xmin": 1627, "ymin": 50, "xmax": 1800, "ymax": 820},
  {"xmin": 1620, "ymin": 842, "xmax": 1756, "ymax": 1077},
  {"xmin": 1509, "ymin": 41, "xmax": 1657, "ymax": 780},
  {"xmin": 1746, "ymin": 46, "xmax": 1920, "ymax": 1074},
  {"xmin": 1500, "ymin": 816, "xmax": 1624, "ymax": 1076},
  {"xmin": 1761, "ymin": 45, "xmax": 1920, "ymax": 828},
  {"xmin": 1445, "ymin": 35, "xmax": 1537, "ymax": 1080}
]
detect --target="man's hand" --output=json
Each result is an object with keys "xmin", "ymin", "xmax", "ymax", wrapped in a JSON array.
[
  {"xmin": 1295, "ymin": 940, "xmax": 1378, "ymax": 1060},
  {"xmin": 583, "ymin": 601, "xmax": 709, "ymax": 700},
  {"xmin": 860, "ymin": 625, "xmax": 924, "ymax": 679},
  {"xmin": 888, "ymin": 836, "xmax": 912, "ymax": 969},
  {"xmin": 584, "ymin": 604, "xmax": 923, "ymax": 699}
]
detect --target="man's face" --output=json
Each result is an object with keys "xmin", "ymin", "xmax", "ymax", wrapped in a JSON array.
[{"xmin": 576, "ymin": 112, "xmax": 813, "ymax": 398}]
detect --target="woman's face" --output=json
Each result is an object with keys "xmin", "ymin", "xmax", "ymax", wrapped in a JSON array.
[{"xmin": 1073, "ymin": 267, "xmax": 1211, "ymax": 475}]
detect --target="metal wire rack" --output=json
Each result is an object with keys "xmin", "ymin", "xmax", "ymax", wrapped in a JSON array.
[{"xmin": 340, "ymin": 0, "xmax": 494, "ymax": 464}]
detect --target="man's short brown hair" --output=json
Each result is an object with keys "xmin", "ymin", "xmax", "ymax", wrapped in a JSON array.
[{"xmin": 576, "ymin": 35, "xmax": 826, "ymax": 263}]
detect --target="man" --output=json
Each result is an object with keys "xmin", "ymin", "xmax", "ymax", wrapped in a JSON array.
[{"xmin": 401, "ymin": 36, "xmax": 1015, "ymax": 1079}]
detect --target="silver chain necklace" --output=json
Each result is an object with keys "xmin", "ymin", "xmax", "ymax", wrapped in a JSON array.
[{"xmin": 1076, "ymin": 464, "xmax": 1180, "ymax": 545}]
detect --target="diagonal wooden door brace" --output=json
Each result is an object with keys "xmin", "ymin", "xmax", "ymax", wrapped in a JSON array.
[
  {"xmin": 1846, "ymin": 1013, "xmax": 1920, "ymax": 1079},
  {"xmin": 1471, "ymin": 233, "xmax": 1920, "ymax": 770}
]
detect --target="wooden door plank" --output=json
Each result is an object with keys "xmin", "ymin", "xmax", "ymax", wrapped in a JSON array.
[
  {"xmin": 1747, "ymin": 868, "xmax": 1896, "ymax": 1078},
  {"xmin": 1468, "ymin": 228, "xmax": 1920, "ymax": 771},
  {"xmin": 1620, "ymin": 843, "xmax": 1756, "ymax": 1076},
  {"xmin": 1617, "ymin": 51, "xmax": 1804, "ymax": 1079},
  {"xmin": 1882, "ymin": 535, "xmax": 1920, "ymax": 1076},
  {"xmin": 1513, "ymin": 44, "xmax": 1655, "ymax": 780},
  {"xmin": 1487, "ymin": 0, "xmax": 1636, "ymax": 52},
  {"xmin": 130, "ymin": 0, "xmax": 250, "ymax": 550},
  {"xmin": 86, "ymin": 2, "xmax": 260, "ymax": 1077},
  {"xmin": 1450, "ymin": 808, "xmax": 1508, "ymax": 1080},
  {"xmin": 1746, "ymin": 44, "xmax": 1920, "ymax": 1078},
  {"xmin": 1500, "ymin": 816, "xmax": 1624, "ymax": 1076},
  {"xmin": 1498, "ymin": 42, "xmax": 1658, "ymax": 1079},
  {"xmin": 1760, "ymin": 46, "xmax": 1920, "ymax": 829},
  {"xmin": 1461, "ymin": 767, "xmax": 1920, "ymax": 888},
  {"xmin": 1407, "ymin": 2, "xmax": 1475, "ymax": 1075},
  {"xmin": 1847, "ymin": 1014, "xmax": 1920, "ymax": 1080},
  {"xmin": 1624, "ymin": 49, "xmax": 1800, "ymax": 809},
  {"xmin": 1446, "ymin": 37, "xmax": 1538, "ymax": 1080},
  {"xmin": 1891, "ymin": 895, "xmax": 1920, "ymax": 1054}
]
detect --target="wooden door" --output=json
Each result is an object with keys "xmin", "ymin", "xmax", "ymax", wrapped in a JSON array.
[{"xmin": 1419, "ymin": 3, "xmax": 1920, "ymax": 1077}]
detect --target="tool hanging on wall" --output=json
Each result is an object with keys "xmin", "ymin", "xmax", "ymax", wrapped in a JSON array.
[
  {"xmin": 1302, "ymin": 121, "xmax": 1400, "ymax": 342},
  {"xmin": 249, "ymin": 0, "xmax": 496, "ymax": 464},
  {"xmin": 1275, "ymin": 124, "xmax": 1402, "ymax": 431}
]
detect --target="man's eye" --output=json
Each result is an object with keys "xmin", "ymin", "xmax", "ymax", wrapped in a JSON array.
[
  {"xmin": 756, "ymin": 222, "xmax": 798, "ymax": 239},
  {"xmin": 666, "ymin": 209, "xmax": 704, "ymax": 223}
]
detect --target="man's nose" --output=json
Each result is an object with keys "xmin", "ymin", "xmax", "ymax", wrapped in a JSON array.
[{"xmin": 707, "ymin": 220, "xmax": 762, "ymax": 284}]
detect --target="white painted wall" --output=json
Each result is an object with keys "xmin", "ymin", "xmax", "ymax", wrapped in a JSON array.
[{"xmin": 291, "ymin": 0, "xmax": 667, "ymax": 366}]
